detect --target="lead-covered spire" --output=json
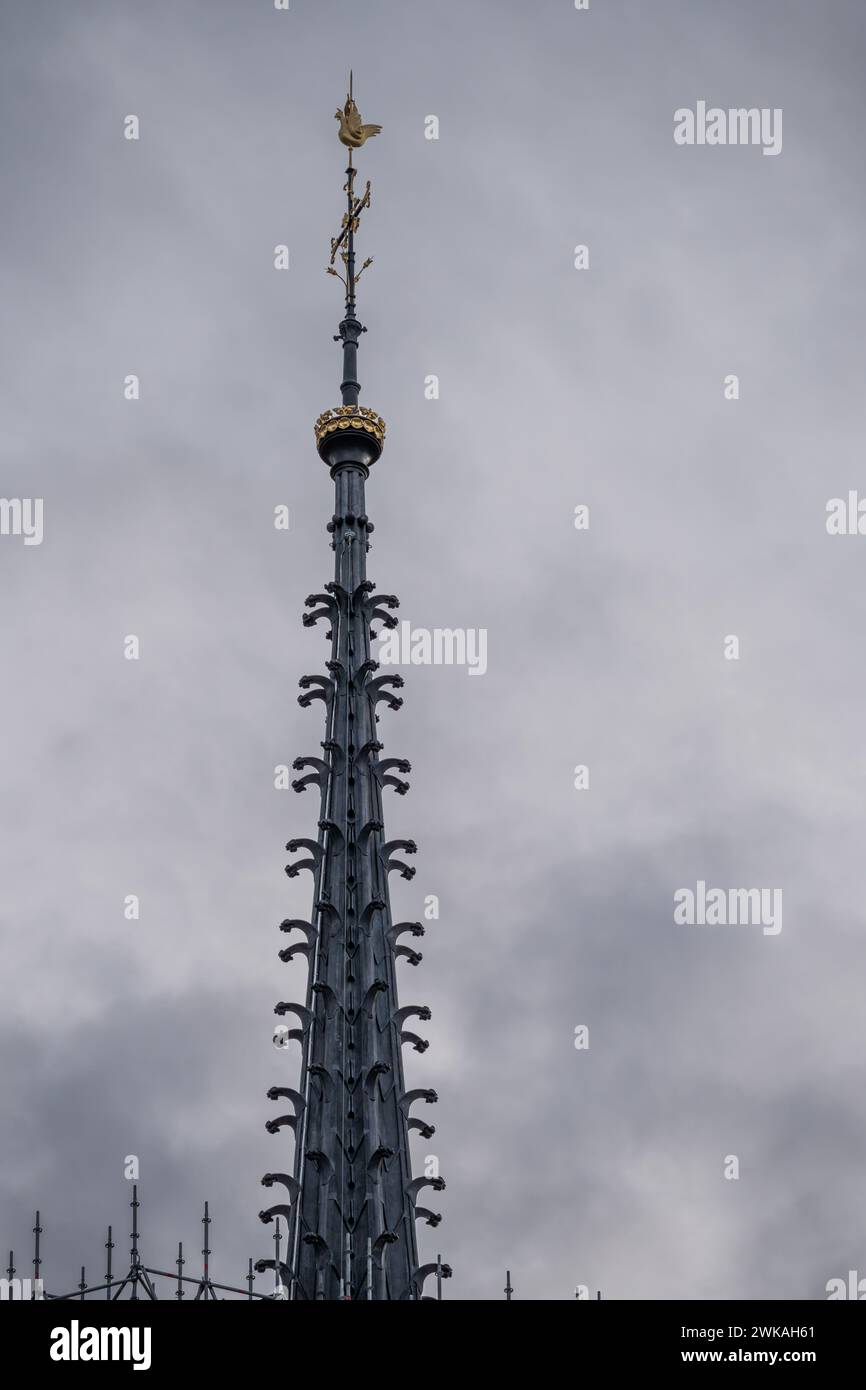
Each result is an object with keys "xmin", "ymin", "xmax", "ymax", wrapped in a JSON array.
[{"xmin": 259, "ymin": 79, "xmax": 450, "ymax": 1301}]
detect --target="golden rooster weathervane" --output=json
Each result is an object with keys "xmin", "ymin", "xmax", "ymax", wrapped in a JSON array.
[
  {"xmin": 335, "ymin": 69, "xmax": 382, "ymax": 160},
  {"xmin": 328, "ymin": 72, "xmax": 380, "ymax": 302}
]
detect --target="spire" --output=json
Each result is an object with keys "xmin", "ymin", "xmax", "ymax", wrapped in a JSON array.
[{"xmin": 260, "ymin": 78, "xmax": 451, "ymax": 1301}]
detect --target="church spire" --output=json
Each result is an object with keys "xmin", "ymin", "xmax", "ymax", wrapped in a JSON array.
[{"xmin": 259, "ymin": 78, "xmax": 450, "ymax": 1301}]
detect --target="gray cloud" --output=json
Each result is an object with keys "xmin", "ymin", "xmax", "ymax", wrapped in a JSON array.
[{"xmin": 1, "ymin": 0, "xmax": 865, "ymax": 1299}]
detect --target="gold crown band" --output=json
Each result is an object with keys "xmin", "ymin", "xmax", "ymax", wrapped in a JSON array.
[{"xmin": 314, "ymin": 404, "xmax": 386, "ymax": 449}]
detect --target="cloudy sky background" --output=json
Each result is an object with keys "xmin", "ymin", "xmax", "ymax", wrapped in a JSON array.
[{"xmin": 2, "ymin": 0, "xmax": 866, "ymax": 1299}]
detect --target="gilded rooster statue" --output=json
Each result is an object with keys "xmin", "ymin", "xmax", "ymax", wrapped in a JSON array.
[{"xmin": 335, "ymin": 93, "xmax": 382, "ymax": 150}]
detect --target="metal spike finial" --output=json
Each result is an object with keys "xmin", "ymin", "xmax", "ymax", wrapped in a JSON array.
[
  {"xmin": 32, "ymin": 1211, "xmax": 42, "ymax": 1283},
  {"xmin": 130, "ymin": 1184, "xmax": 139, "ymax": 1267},
  {"xmin": 105, "ymin": 1226, "xmax": 114, "ymax": 1301},
  {"xmin": 201, "ymin": 1200, "xmax": 210, "ymax": 1283}
]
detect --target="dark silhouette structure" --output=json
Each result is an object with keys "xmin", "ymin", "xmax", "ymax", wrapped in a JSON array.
[
  {"xmin": 258, "ymin": 88, "xmax": 449, "ymax": 1300},
  {"xmin": 4, "ymin": 1191, "xmax": 278, "ymax": 1301}
]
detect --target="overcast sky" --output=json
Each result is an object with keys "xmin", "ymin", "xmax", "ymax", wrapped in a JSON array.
[{"xmin": 2, "ymin": 0, "xmax": 866, "ymax": 1300}]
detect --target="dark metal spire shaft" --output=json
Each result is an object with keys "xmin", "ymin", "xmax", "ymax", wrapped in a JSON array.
[{"xmin": 275, "ymin": 460, "xmax": 428, "ymax": 1301}]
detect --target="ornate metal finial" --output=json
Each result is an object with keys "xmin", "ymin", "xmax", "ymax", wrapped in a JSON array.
[
  {"xmin": 316, "ymin": 71, "xmax": 386, "ymax": 461},
  {"xmin": 327, "ymin": 72, "xmax": 380, "ymax": 307}
]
